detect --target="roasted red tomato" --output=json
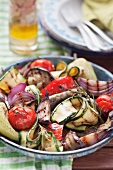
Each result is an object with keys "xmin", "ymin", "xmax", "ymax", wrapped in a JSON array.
[
  {"xmin": 41, "ymin": 75, "xmax": 76, "ymax": 98},
  {"xmin": 8, "ymin": 106, "xmax": 36, "ymax": 130},
  {"xmin": 30, "ymin": 59, "xmax": 55, "ymax": 72},
  {"xmin": 46, "ymin": 123, "xmax": 64, "ymax": 140},
  {"xmin": 96, "ymin": 93, "xmax": 113, "ymax": 113}
]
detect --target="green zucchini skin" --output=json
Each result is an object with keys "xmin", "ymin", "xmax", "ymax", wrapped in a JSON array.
[
  {"xmin": 51, "ymin": 96, "xmax": 87, "ymax": 124},
  {"xmin": 66, "ymin": 124, "xmax": 86, "ymax": 131},
  {"xmin": 20, "ymin": 117, "xmax": 63, "ymax": 152},
  {"xmin": 51, "ymin": 95, "xmax": 99, "ymax": 131},
  {"xmin": 19, "ymin": 130, "xmax": 29, "ymax": 147},
  {"xmin": 39, "ymin": 131, "xmax": 63, "ymax": 152},
  {"xmin": 67, "ymin": 66, "xmax": 80, "ymax": 77},
  {"xmin": 66, "ymin": 102, "xmax": 99, "ymax": 129},
  {"xmin": 26, "ymin": 117, "xmax": 41, "ymax": 149},
  {"xmin": 20, "ymin": 117, "xmax": 42, "ymax": 149},
  {"xmin": 51, "ymin": 61, "xmax": 67, "ymax": 79},
  {"xmin": 68, "ymin": 98, "xmax": 88, "ymax": 121},
  {"xmin": 0, "ymin": 66, "xmax": 26, "ymax": 93}
]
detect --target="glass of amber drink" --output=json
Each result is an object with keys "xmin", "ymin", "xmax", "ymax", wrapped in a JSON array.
[{"xmin": 9, "ymin": 0, "xmax": 38, "ymax": 55}]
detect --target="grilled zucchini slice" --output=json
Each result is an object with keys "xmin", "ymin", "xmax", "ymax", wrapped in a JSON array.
[
  {"xmin": 66, "ymin": 124, "xmax": 86, "ymax": 131},
  {"xmin": 39, "ymin": 131, "xmax": 63, "ymax": 152},
  {"xmin": 67, "ymin": 66, "xmax": 80, "ymax": 77},
  {"xmin": 51, "ymin": 61, "xmax": 67, "ymax": 78},
  {"xmin": 0, "ymin": 66, "xmax": 26, "ymax": 93},
  {"xmin": 19, "ymin": 130, "xmax": 29, "ymax": 147},
  {"xmin": 51, "ymin": 96, "xmax": 86, "ymax": 124},
  {"xmin": 66, "ymin": 102, "xmax": 99, "ymax": 128}
]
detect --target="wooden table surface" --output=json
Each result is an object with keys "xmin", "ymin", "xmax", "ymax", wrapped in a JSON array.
[
  {"xmin": 72, "ymin": 52, "xmax": 113, "ymax": 170},
  {"xmin": 72, "ymin": 139, "xmax": 113, "ymax": 170}
]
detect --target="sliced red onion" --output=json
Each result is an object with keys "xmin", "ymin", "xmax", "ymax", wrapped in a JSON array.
[
  {"xmin": 8, "ymin": 83, "xmax": 26, "ymax": 105},
  {"xmin": 9, "ymin": 91, "xmax": 36, "ymax": 107},
  {"xmin": 80, "ymin": 82, "xmax": 113, "ymax": 95},
  {"xmin": 79, "ymin": 80, "xmax": 113, "ymax": 91},
  {"xmin": 77, "ymin": 77, "xmax": 113, "ymax": 87},
  {"xmin": 87, "ymin": 87, "xmax": 113, "ymax": 96},
  {"xmin": 77, "ymin": 77, "xmax": 113, "ymax": 96}
]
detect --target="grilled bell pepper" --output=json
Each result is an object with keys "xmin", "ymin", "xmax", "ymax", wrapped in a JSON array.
[
  {"xmin": 41, "ymin": 75, "xmax": 76, "ymax": 98},
  {"xmin": 46, "ymin": 123, "xmax": 64, "ymax": 140}
]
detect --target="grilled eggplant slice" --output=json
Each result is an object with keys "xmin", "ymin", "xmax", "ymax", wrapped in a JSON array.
[
  {"xmin": 36, "ymin": 97, "xmax": 51, "ymax": 123},
  {"xmin": 19, "ymin": 62, "xmax": 32, "ymax": 76},
  {"xmin": 25, "ymin": 67, "xmax": 54, "ymax": 90}
]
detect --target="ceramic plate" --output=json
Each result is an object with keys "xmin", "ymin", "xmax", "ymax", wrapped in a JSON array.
[
  {"xmin": 0, "ymin": 56, "xmax": 113, "ymax": 160},
  {"xmin": 39, "ymin": 0, "xmax": 113, "ymax": 55}
]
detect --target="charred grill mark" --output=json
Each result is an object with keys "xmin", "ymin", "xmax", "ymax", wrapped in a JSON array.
[
  {"xmin": 36, "ymin": 99, "xmax": 51, "ymax": 123},
  {"xmin": 81, "ymin": 132, "xmax": 98, "ymax": 146},
  {"xmin": 58, "ymin": 85, "xmax": 66, "ymax": 91},
  {"xmin": 10, "ymin": 71, "xmax": 14, "ymax": 78},
  {"xmin": 97, "ymin": 80, "xmax": 99, "ymax": 92},
  {"xmin": 5, "ymin": 81, "xmax": 12, "ymax": 90},
  {"xmin": 86, "ymin": 78, "xmax": 88, "ymax": 91},
  {"xmin": 64, "ymin": 131, "xmax": 81, "ymax": 150}
]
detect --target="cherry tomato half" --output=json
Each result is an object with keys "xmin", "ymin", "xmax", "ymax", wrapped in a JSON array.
[
  {"xmin": 96, "ymin": 93, "xmax": 113, "ymax": 113},
  {"xmin": 8, "ymin": 106, "xmax": 36, "ymax": 130},
  {"xmin": 30, "ymin": 59, "xmax": 55, "ymax": 72}
]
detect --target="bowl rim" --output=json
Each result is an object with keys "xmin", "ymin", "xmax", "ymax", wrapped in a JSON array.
[
  {"xmin": 0, "ymin": 55, "xmax": 113, "ymax": 159},
  {"xmin": 0, "ymin": 135, "xmax": 112, "ymax": 157},
  {"xmin": 3, "ymin": 55, "xmax": 113, "ymax": 79}
]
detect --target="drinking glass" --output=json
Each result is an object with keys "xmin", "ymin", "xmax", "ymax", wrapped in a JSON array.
[{"xmin": 9, "ymin": 0, "xmax": 38, "ymax": 55}]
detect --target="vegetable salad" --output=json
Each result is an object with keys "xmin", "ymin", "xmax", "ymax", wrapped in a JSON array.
[{"xmin": 0, "ymin": 57, "xmax": 112, "ymax": 152}]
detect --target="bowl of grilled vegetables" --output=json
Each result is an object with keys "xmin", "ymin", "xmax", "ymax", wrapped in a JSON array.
[{"xmin": 0, "ymin": 56, "xmax": 112, "ymax": 160}]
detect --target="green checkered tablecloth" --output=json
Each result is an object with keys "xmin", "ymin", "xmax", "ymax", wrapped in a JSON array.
[{"xmin": 0, "ymin": 0, "xmax": 73, "ymax": 169}]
